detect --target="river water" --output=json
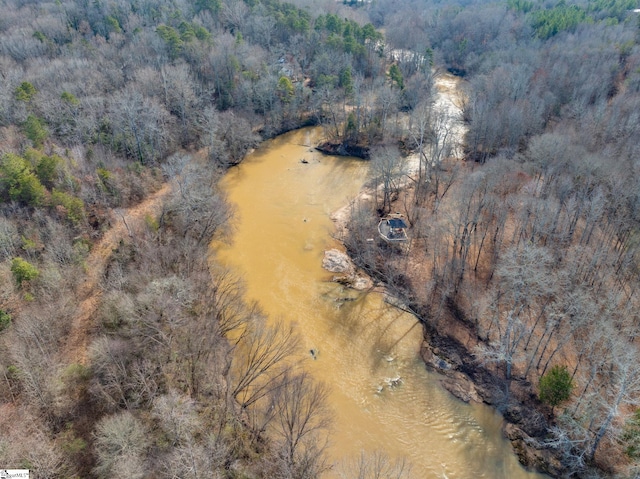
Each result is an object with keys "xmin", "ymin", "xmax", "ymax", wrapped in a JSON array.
[{"xmin": 215, "ymin": 126, "xmax": 549, "ymax": 479}]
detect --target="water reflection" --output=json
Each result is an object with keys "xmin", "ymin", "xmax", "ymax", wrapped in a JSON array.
[{"xmin": 216, "ymin": 127, "xmax": 548, "ymax": 479}]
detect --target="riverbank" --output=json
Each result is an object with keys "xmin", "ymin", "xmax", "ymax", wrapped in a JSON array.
[
  {"xmin": 316, "ymin": 141, "xmax": 370, "ymax": 159},
  {"xmin": 330, "ymin": 189, "xmax": 566, "ymax": 477},
  {"xmin": 325, "ymin": 71, "xmax": 571, "ymax": 477},
  {"xmin": 419, "ymin": 309, "xmax": 564, "ymax": 476},
  {"xmin": 219, "ymin": 126, "xmax": 547, "ymax": 478}
]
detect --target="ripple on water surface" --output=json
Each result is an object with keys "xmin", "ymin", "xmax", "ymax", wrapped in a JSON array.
[{"xmin": 217, "ymin": 127, "xmax": 549, "ymax": 479}]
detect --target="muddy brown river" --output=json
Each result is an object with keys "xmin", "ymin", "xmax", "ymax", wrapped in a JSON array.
[{"xmin": 214, "ymin": 126, "xmax": 549, "ymax": 478}]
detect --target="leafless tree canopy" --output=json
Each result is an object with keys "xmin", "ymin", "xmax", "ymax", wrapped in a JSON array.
[{"xmin": 2, "ymin": 0, "xmax": 640, "ymax": 476}]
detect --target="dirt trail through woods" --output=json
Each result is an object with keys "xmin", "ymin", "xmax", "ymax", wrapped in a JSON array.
[{"xmin": 65, "ymin": 183, "xmax": 172, "ymax": 365}]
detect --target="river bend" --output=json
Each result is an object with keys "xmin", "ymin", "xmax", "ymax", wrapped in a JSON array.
[{"xmin": 214, "ymin": 124, "xmax": 548, "ymax": 478}]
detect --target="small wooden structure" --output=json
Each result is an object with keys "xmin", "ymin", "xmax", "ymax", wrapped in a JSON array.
[{"xmin": 378, "ymin": 214, "xmax": 408, "ymax": 242}]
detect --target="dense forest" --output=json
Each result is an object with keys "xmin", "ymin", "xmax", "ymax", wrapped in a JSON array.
[
  {"xmin": 0, "ymin": 0, "xmax": 422, "ymax": 477},
  {"xmin": 1, "ymin": 0, "xmax": 640, "ymax": 476},
  {"xmin": 346, "ymin": 0, "xmax": 640, "ymax": 477}
]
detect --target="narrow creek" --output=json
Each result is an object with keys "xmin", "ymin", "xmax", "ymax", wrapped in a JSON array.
[{"xmin": 214, "ymin": 80, "xmax": 549, "ymax": 479}]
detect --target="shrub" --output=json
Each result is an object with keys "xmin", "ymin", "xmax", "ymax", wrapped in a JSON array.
[
  {"xmin": 277, "ymin": 76, "xmax": 294, "ymax": 102},
  {"xmin": 50, "ymin": 189, "xmax": 85, "ymax": 225},
  {"xmin": 61, "ymin": 434, "xmax": 87, "ymax": 455},
  {"xmin": 11, "ymin": 257, "xmax": 40, "ymax": 286},
  {"xmin": 0, "ymin": 310, "xmax": 10, "ymax": 331},
  {"xmin": 97, "ymin": 167, "xmax": 119, "ymax": 198},
  {"xmin": 539, "ymin": 365, "xmax": 574, "ymax": 408},
  {"xmin": 0, "ymin": 153, "xmax": 47, "ymax": 206},
  {"xmin": 96, "ymin": 167, "xmax": 112, "ymax": 183},
  {"xmin": 22, "ymin": 115, "xmax": 48, "ymax": 148},
  {"xmin": 14, "ymin": 81, "xmax": 37, "ymax": 102},
  {"xmin": 36, "ymin": 154, "xmax": 63, "ymax": 188},
  {"xmin": 33, "ymin": 31, "xmax": 47, "ymax": 43},
  {"xmin": 21, "ymin": 236, "xmax": 39, "ymax": 255},
  {"xmin": 623, "ymin": 409, "xmax": 640, "ymax": 459},
  {"xmin": 62, "ymin": 363, "xmax": 91, "ymax": 385},
  {"xmin": 144, "ymin": 214, "xmax": 159, "ymax": 232},
  {"xmin": 13, "ymin": 173, "xmax": 46, "ymax": 206}
]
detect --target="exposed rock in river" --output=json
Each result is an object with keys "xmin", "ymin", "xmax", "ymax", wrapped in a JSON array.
[
  {"xmin": 421, "ymin": 334, "xmax": 568, "ymax": 475},
  {"xmin": 322, "ymin": 249, "xmax": 373, "ymax": 290},
  {"xmin": 440, "ymin": 375, "xmax": 482, "ymax": 403},
  {"xmin": 322, "ymin": 249, "xmax": 354, "ymax": 274},
  {"xmin": 422, "ymin": 343, "xmax": 481, "ymax": 403},
  {"xmin": 316, "ymin": 141, "xmax": 370, "ymax": 159}
]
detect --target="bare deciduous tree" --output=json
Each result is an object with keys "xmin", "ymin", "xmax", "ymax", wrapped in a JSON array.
[
  {"xmin": 370, "ymin": 145, "xmax": 406, "ymax": 215},
  {"xmin": 338, "ymin": 450, "xmax": 413, "ymax": 479},
  {"xmin": 93, "ymin": 411, "xmax": 149, "ymax": 479},
  {"xmin": 475, "ymin": 244, "xmax": 555, "ymax": 395},
  {"xmin": 230, "ymin": 318, "xmax": 300, "ymax": 409},
  {"xmin": 153, "ymin": 392, "xmax": 227, "ymax": 479},
  {"xmin": 162, "ymin": 156, "xmax": 233, "ymax": 246},
  {"xmin": 89, "ymin": 337, "xmax": 159, "ymax": 411},
  {"xmin": 268, "ymin": 371, "xmax": 332, "ymax": 479}
]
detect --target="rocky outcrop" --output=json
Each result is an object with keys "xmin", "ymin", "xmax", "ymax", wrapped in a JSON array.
[
  {"xmin": 316, "ymin": 142, "xmax": 370, "ymax": 159},
  {"xmin": 420, "ymin": 332, "xmax": 570, "ymax": 476},
  {"xmin": 322, "ymin": 249, "xmax": 373, "ymax": 291},
  {"xmin": 422, "ymin": 343, "xmax": 482, "ymax": 403},
  {"xmin": 322, "ymin": 249, "xmax": 355, "ymax": 275},
  {"xmin": 440, "ymin": 375, "xmax": 482, "ymax": 403},
  {"xmin": 504, "ymin": 423, "xmax": 564, "ymax": 477}
]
